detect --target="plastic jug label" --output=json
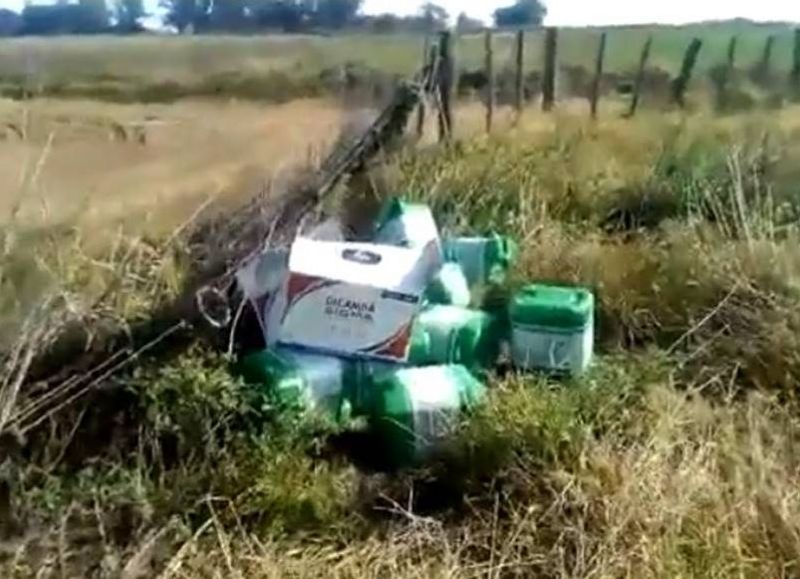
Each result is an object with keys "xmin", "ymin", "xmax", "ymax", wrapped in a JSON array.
[
  {"xmin": 511, "ymin": 323, "xmax": 594, "ymax": 373},
  {"xmin": 405, "ymin": 369, "xmax": 461, "ymax": 456}
]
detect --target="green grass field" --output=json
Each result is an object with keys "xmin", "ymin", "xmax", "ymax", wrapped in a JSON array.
[{"xmin": 0, "ymin": 21, "xmax": 795, "ymax": 102}]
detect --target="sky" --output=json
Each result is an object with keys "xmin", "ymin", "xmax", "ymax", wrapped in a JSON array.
[
  {"xmin": 0, "ymin": 0, "xmax": 798, "ymax": 27},
  {"xmin": 361, "ymin": 0, "xmax": 800, "ymax": 26}
]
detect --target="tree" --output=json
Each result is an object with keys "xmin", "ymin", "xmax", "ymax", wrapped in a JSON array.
[
  {"xmin": 248, "ymin": 0, "xmax": 307, "ymax": 32},
  {"xmin": 209, "ymin": 0, "xmax": 248, "ymax": 30},
  {"xmin": 79, "ymin": 0, "xmax": 110, "ymax": 29},
  {"xmin": 456, "ymin": 12, "xmax": 484, "ymax": 33},
  {"xmin": 315, "ymin": 0, "xmax": 361, "ymax": 29},
  {"xmin": 160, "ymin": 0, "xmax": 211, "ymax": 32},
  {"xmin": 114, "ymin": 0, "xmax": 146, "ymax": 31},
  {"xmin": 161, "ymin": 0, "xmax": 193, "ymax": 31},
  {"xmin": 419, "ymin": 2, "xmax": 447, "ymax": 32},
  {"xmin": 493, "ymin": 0, "xmax": 546, "ymax": 28},
  {"xmin": 21, "ymin": 0, "xmax": 110, "ymax": 35},
  {"xmin": 369, "ymin": 13, "xmax": 399, "ymax": 33},
  {"xmin": 0, "ymin": 9, "xmax": 22, "ymax": 36}
]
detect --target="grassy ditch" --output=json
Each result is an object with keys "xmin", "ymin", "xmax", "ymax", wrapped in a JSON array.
[{"xmin": 3, "ymin": 106, "xmax": 800, "ymax": 577}]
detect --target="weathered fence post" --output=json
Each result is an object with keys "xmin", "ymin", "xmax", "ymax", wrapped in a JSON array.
[
  {"xmin": 791, "ymin": 29, "xmax": 800, "ymax": 94},
  {"xmin": 726, "ymin": 36, "xmax": 738, "ymax": 73},
  {"xmin": 416, "ymin": 36, "xmax": 431, "ymax": 138},
  {"xmin": 627, "ymin": 36, "xmax": 653, "ymax": 118},
  {"xmin": 514, "ymin": 30, "xmax": 525, "ymax": 120},
  {"xmin": 590, "ymin": 32, "xmax": 607, "ymax": 119},
  {"xmin": 756, "ymin": 35, "xmax": 775, "ymax": 81},
  {"xmin": 437, "ymin": 30, "xmax": 454, "ymax": 142},
  {"xmin": 672, "ymin": 38, "xmax": 703, "ymax": 108},
  {"xmin": 485, "ymin": 29, "xmax": 495, "ymax": 133},
  {"xmin": 717, "ymin": 35, "xmax": 738, "ymax": 110},
  {"xmin": 542, "ymin": 27, "xmax": 558, "ymax": 112}
]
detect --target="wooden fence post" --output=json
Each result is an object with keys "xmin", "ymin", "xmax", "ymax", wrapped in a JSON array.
[
  {"xmin": 416, "ymin": 36, "xmax": 431, "ymax": 138},
  {"xmin": 726, "ymin": 35, "xmax": 738, "ymax": 71},
  {"xmin": 757, "ymin": 35, "xmax": 775, "ymax": 81},
  {"xmin": 437, "ymin": 30, "xmax": 454, "ymax": 142},
  {"xmin": 590, "ymin": 32, "xmax": 607, "ymax": 119},
  {"xmin": 542, "ymin": 27, "xmax": 558, "ymax": 112},
  {"xmin": 717, "ymin": 35, "xmax": 737, "ymax": 110},
  {"xmin": 791, "ymin": 29, "xmax": 800, "ymax": 93},
  {"xmin": 627, "ymin": 36, "xmax": 653, "ymax": 118},
  {"xmin": 485, "ymin": 29, "xmax": 495, "ymax": 133},
  {"xmin": 514, "ymin": 30, "xmax": 525, "ymax": 119},
  {"xmin": 672, "ymin": 37, "xmax": 703, "ymax": 108}
]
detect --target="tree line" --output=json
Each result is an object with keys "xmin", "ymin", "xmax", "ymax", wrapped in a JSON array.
[{"xmin": 0, "ymin": 0, "xmax": 545, "ymax": 36}]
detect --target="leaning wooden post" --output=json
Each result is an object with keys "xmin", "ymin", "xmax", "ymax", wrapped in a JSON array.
[
  {"xmin": 416, "ymin": 36, "xmax": 431, "ymax": 138},
  {"xmin": 672, "ymin": 37, "xmax": 703, "ymax": 108},
  {"xmin": 590, "ymin": 31, "xmax": 607, "ymax": 119},
  {"xmin": 542, "ymin": 27, "xmax": 558, "ymax": 112},
  {"xmin": 627, "ymin": 36, "xmax": 653, "ymax": 118},
  {"xmin": 485, "ymin": 29, "xmax": 495, "ymax": 133},
  {"xmin": 791, "ymin": 29, "xmax": 800, "ymax": 95},
  {"xmin": 514, "ymin": 30, "xmax": 525, "ymax": 119},
  {"xmin": 437, "ymin": 30, "xmax": 454, "ymax": 142}
]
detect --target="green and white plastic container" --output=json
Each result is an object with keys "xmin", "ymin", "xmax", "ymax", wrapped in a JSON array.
[
  {"xmin": 509, "ymin": 284, "xmax": 595, "ymax": 375},
  {"xmin": 374, "ymin": 198, "xmax": 442, "ymax": 254},
  {"xmin": 346, "ymin": 359, "xmax": 400, "ymax": 418},
  {"xmin": 443, "ymin": 235, "xmax": 518, "ymax": 288},
  {"xmin": 237, "ymin": 347, "xmax": 350, "ymax": 422},
  {"xmin": 424, "ymin": 263, "xmax": 471, "ymax": 307},
  {"xmin": 370, "ymin": 365, "xmax": 485, "ymax": 466},
  {"xmin": 409, "ymin": 305, "xmax": 500, "ymax": 370}
]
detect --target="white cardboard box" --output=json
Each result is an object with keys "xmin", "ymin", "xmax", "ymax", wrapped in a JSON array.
[
  {"xmin": 235, "ymin": 247, "xmax": 289, "ymax": 345},
  {"xmin": 277, "ymin": 237, "xmax": 439, "ymax": 362},
  {"xmin": 235, "ymin": 219, "xmax": 347, "ymax": 346}
]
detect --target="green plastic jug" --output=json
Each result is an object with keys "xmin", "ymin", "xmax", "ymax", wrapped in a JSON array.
[
  {"xmin": 237, "ymin": 348, "xmax": 350, "ymax": 421},
  {"xmin": 374, "ymin": 198, "xmax": 441, "ymax": 251},
  {"xmin": 408, "ymin": 305, "xmax": 500, "ymax": 370},
  {"xmin": 346, "ymin": 359, "xmax": 401, "ymax": 418},
  {"xmin": 424, "ymin": 263, "xmax": 471, "ymax": 307},
  {"xmin": 443, "ymin": 235, "xmax": 518, "ymax": 288},
  {"xmin": 509, "ymin": 284, "xmax": 595, "ymax": 374},
  {"xmin": 370, "ymin": 365, "xmax": 485, "ymax": 466}
]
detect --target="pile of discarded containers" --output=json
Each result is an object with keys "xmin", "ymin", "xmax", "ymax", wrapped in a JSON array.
[{"xmin": 235, "ymin": 199, "xmax": 595, "ymax": 467}]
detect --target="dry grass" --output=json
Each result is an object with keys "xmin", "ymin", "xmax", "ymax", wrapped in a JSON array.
[
  {"xmin": 0, "ymin": 23, "xmax": 796, "ymax": 106},
  {"xmin": 0, "ymin": 96, "xmax": 375, "ymax": 346},
  {"xmin": 5, "ymin": 95, "xmax": 800, "ymax": 577},
  {"xmin": 8, "ymin": 379, "xmax": 800, "ymax": 578},
  {"xmin": 146, "ymin": 370, "xmax": 800, "ymax": 579},
  {"xmin": 0, "ymin": 97, "xmax": 364, "ymax": 235},
  {"xmin": 0, "ymin": 24, "xmax": 795, "ymax": 85},
  {"xmin": 398, "ymin": 104, "xmax": 800, "ymax": 393}
]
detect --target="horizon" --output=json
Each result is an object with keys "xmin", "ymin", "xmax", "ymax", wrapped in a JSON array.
[{"xmin": 0, "ymin": 0, "xmax": 798, "ymax": 28}]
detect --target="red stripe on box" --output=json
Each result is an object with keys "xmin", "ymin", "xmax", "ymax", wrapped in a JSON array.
[{"xmin": 363, "ymin": 322, "xmax": 412, "ymax": 360}]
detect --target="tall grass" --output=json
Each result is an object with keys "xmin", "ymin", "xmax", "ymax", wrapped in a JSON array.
[
  {"xmin": 130, "ymin": 359, "xmax": 800, "ymax": 578},
  {"xmin": 5, "ymin": 104, "xmax": 800, "ymax": 577}
]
